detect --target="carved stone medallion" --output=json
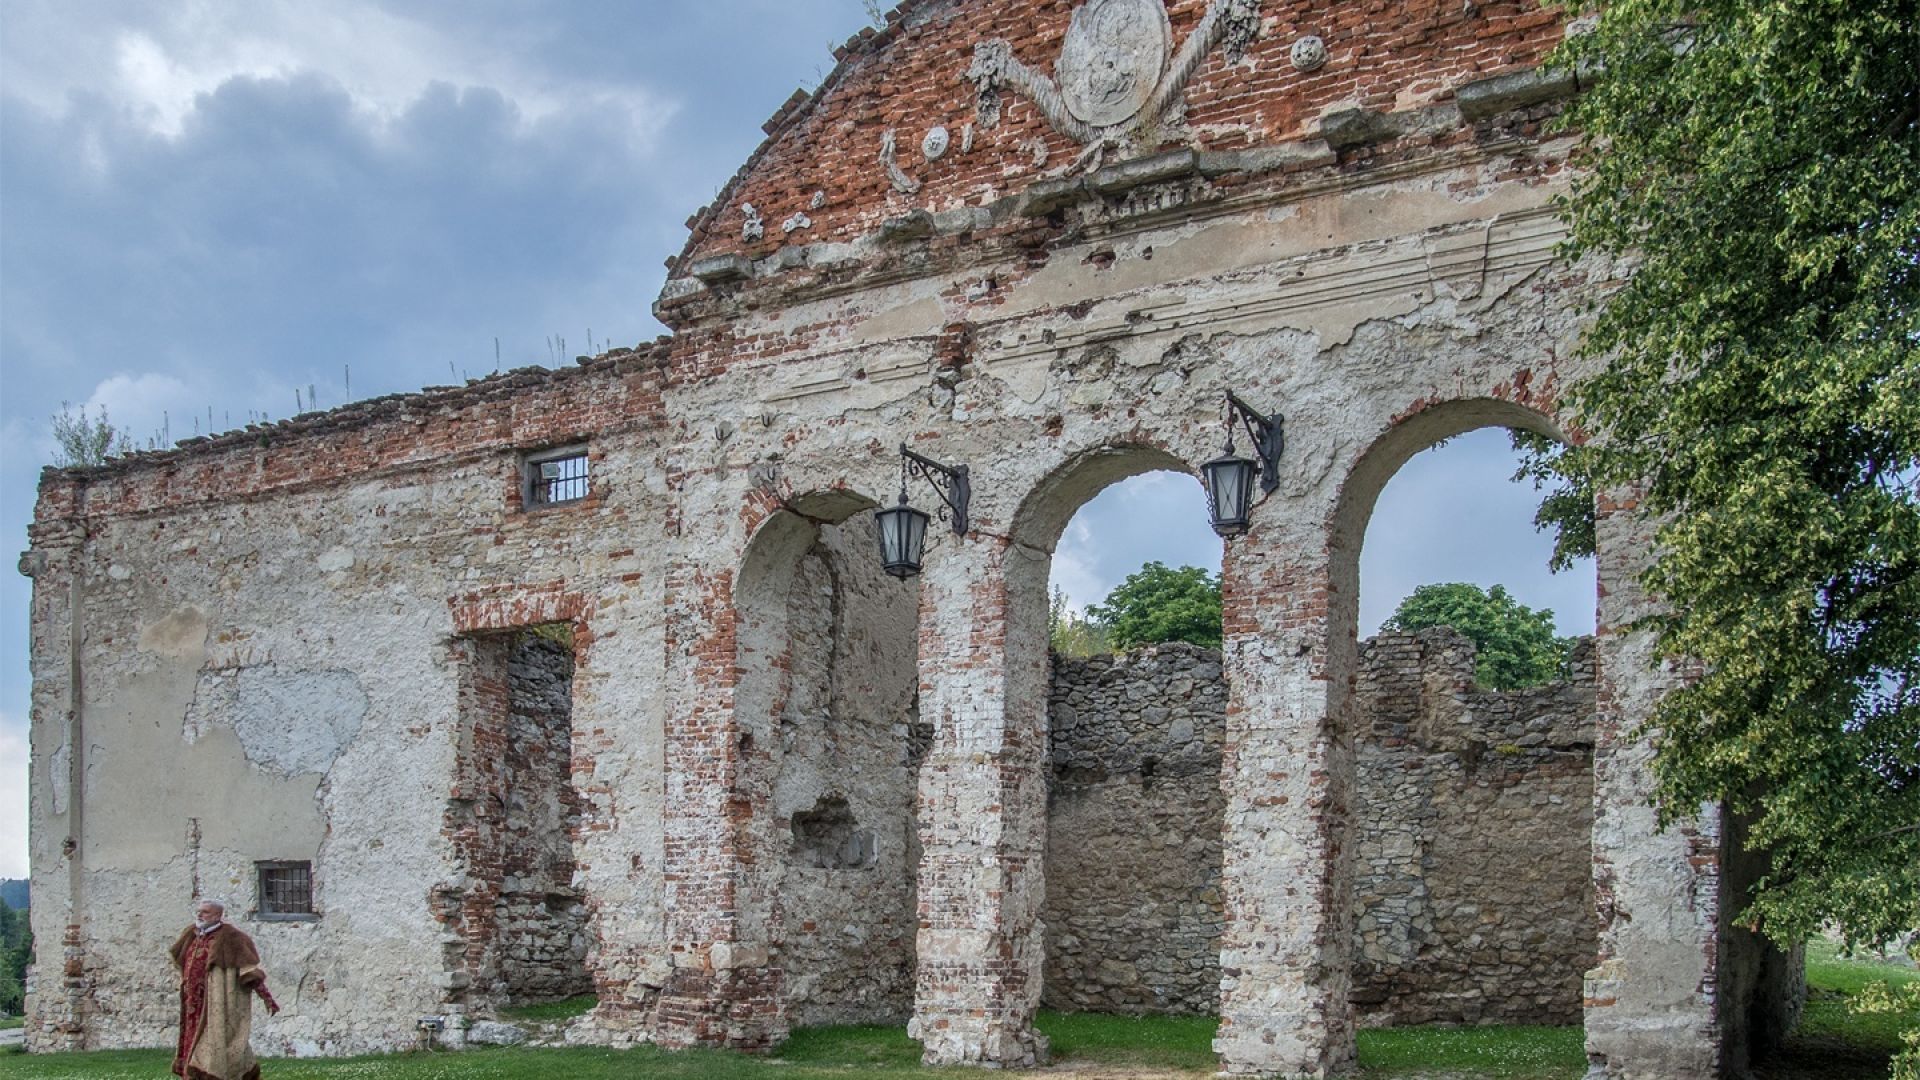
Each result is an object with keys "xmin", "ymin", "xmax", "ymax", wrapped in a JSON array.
[{"xmin": 1056, "ymin": 0, "xmax": 1173, "ymax": 128}]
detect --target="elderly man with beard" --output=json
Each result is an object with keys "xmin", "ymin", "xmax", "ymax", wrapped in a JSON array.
[{"xmin": 170, "ymin": 899, "xmax": 280, "ymax": 1080}]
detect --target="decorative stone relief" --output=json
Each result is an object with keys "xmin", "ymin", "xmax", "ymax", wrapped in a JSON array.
[
  {"xmin": 879, "ymin": 129, "xmax": 923, "ymax": 194},
  {"xmin": 1290, "ymin": 34, "xmax": 1327, "ymax": 72},
  {"xmin": 809, "ymin": 189, "xmax": 828, "ymax": 209},
  {"xmin": 740, "ymin": 202, "xmax": 765, "ymax": 242},
  {"xmin": 782, "ymin": 212, "xmax": 812, "ymax": 234},
  {"xmin": 922, "ymin": 125, "xmax": 951, "ymax": 161},
  {"xmin": 1058, "ymin": 0, "xmax": 1173, "ymax": 128},
  {"xmin": 967, "ymin": 0, "xmax": 1262, "ymax": 144}
]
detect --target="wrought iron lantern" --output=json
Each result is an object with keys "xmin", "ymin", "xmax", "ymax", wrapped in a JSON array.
[
  {"xmin": 875, "ymin": 444, "xmax": 970, "ymax": 578},
  {"xmin": 1202, "ymin": 391, "xmax": 1283, "ymax": 538}
]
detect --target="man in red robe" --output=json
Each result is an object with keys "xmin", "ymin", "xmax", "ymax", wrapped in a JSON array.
[{"xmin": 171, "ymin": 899, "xmax": 279, "ymax": 1080}]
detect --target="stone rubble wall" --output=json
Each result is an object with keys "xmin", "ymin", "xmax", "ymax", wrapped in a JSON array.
[
  {"xmin": 1349, "ymin": 628, "xmax": 1597, "ymax": 1026},
  {"xmin": 493, "ymin": 632, "xmax": 593, "ymax": 1004},
  {"xmin": 1043, "ymin": 644, "xmax": 1227, "ymax": 1015},
  {"xmin": 1043, "ymin": 629, "xmax": 1597, "ymax": 1024},
  {"xmin": 437, "ymin": 629, "xmax": 594, "ymax": 1011}
]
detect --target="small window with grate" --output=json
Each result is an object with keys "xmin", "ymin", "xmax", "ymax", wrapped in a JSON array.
[
  {"xmin": 256, "ymin": 861, "xmax": 316, "ymax": 920},
  {"xmin": 523, "ymin": 445, "xmax": 590, "ymax": 509}
]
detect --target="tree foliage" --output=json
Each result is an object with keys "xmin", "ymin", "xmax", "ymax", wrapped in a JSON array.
[
  {"xmin": 0, "ymin": 901, "xmax": 28, "ymax": 1015},
  {"xmin": 1087, "ymin": 562, "xmax": 1223, "ymax": 651},
  {"xmin": 49, "ymin": 402, "xmax": 127, "ymax": 468},
  {"xmin": 1383, "ymin": 583, "xmax": 1572, "ymax": 690},
  {"xmin": 1048, "ymin": 586, "xmax": 1113, "ymax": 658},
  {"xmin": 1533, "ymin": 0, "xmax": 1920, "ymax": 951}
]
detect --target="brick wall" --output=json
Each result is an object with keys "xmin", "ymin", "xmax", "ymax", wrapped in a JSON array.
[{"xmin": 670, "ymin": 0, "xmax": 1567, "ymax": 276}]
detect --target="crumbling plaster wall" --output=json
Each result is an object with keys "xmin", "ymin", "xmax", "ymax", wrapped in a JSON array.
[
  {"xmin": 765, "ymin": 520, "xmax": 923, "ymax": 1026},
  {"xmin": 26, "ymin": 428, "xmax": 676, "ymax": 1055},
  {"xmin": 653, "ymin": 146, "xmax": 1641, "ymax": 1073}
]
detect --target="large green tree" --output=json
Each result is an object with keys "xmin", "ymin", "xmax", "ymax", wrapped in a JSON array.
[
  {"xmin": 1087, "ymin": 562, "xmax": 1223, "ymax": 651},
  {"xmin": 1535, "ymin": 0, "xmax": 1918, "ymax": 958},
  {"xmin": 1383, "ymin": 583, "xmax": 1572, "ymax": 690}
]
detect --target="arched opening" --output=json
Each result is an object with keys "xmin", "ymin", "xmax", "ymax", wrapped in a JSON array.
[
  {"xmin": 1010, "ymin": 447, "xmax": 1230, "ymax": 1018},
  {"xmin": 733, "ymin": 491, "xmax": 925, "ymax": 1028},
  {"xmin": 1331, "ymin": 403, "xmax": 1599, "ymax": 1033}
]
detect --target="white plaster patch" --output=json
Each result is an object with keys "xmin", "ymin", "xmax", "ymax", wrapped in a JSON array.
[
  {"xmin": 188, "ymin": 666, "xmax": 370, "ymax": 777},
  {"xmin": 138, "ymin": 605, "xmax": 209, "ymax": 660},
  {"xmin": 316, "ymin": 546, "xmax": 355, "ymax": 572}
]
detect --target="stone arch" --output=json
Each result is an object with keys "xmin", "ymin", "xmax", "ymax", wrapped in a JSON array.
[
  {"xmin": 732, "ymin": 488, "xmax": 925, "ymax": 1031},
  {"xmin": 1012, "ymin": 443, "xmax": 1230, "ymax": 1015},
  {"xmin": 1326, "ymin": 397, "xmax": 1598, "ymax": 1027},
  {"xmin": 1323, "ymin": 396, "xmax": 1569, "ymax": 684},
  {"xmin": 1001, "ymin": 440, "xmax": 1211, "ymax": 777},
  {"xmin": 1010, "ymin": 441, "xmax": 1201, "ymax": 554}
]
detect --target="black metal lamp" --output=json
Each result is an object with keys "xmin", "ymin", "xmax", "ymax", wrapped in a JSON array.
[
  {"xmin": 1202, "ymin": 391, "xmax": 1283, "ymax": 538},
  {"xmin": 875, "ymin": 443, "xmax": 970, "ymax": 578}
]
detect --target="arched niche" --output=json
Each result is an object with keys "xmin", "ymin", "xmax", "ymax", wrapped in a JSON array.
[{"xmin": 733, "ymin": 489, "xmax": 926, "ymax": 1028}]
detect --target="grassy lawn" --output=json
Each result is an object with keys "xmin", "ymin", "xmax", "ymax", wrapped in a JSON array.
[
  {"xmin": 0, "ymin": 1015, "xmax": 1586, "ymax": 1079},
  {"xmin": 0, "ymin": 949, "xmax": 1907, "ymax": 1079},
  {"xmin": 496, "ymin": 994, "xmax": 598, "ymax": 1024},
  {"xmin": 1756, "ymin": 941, "xmax": 1918, "ymax": 1080}
]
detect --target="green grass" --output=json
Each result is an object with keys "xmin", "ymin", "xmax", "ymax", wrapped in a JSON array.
[
  {"xmin": 1037, "ymin": 1009, "xmax": 1218, "ymax": 1069},
  {"xmin": 1, "ymin": 949, "xmax": 1909, "ymax": 1079},
  {"xmin": 1357, "ymin": 1024, "xmax": 1586, "ymax": 1078},
  {"xmin": 1757, "ymin": 941, "xmax": 1919, "ymax": 1079},
  {"xmin": 496, "ymin": 994, "xmax": 597, "ymax": 1023},
  {"xmin": 776, "ymin": 1022, "xmax": 926, "ymax": 1069},
  {"xmin": 0, "ymin": 1015, "xmax": 24, "ymax": 1030}
]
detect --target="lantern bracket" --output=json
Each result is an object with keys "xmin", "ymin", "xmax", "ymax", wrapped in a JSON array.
[
  {"xmin": 900, "ymin": 444, "xmax": 970, "ymax": 535},
  {"xmin": 1225, "ymin": 391, "xmax": 1283, "ymax": 495}
]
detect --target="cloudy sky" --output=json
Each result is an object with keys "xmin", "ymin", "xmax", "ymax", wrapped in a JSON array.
[{"xmin": 0, "ymin": 2, "xmax": 1593, "ymax": 882}]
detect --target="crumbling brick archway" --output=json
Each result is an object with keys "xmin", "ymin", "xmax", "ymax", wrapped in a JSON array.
[{"xmin": 727, "ymin": 490, "xmax": 924, "ymax": 1036}]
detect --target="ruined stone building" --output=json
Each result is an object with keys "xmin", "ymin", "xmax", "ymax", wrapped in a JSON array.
[{"xmin": 22, "ymin": 0, "xmax": 1802, "ymax": 1075}]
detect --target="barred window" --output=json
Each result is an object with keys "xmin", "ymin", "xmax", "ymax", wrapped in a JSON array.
[
  {"xmin": 256, "ymin": 861, "xmax": 315, "ymax": 920},
  {"xmin": 523, "ymin": 445, "xmax": 590, "ymax": 508}
]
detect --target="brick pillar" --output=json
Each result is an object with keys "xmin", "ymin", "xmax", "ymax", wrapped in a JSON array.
[
  {"xmin": 1214, "ymin": 542, "xmax": 1356, "ymax": 1078},
  {"xmin": 652, "ymin": 556, "xmax": 784, "ymax": 1050},
  {"xmin": 1583, "ymin": 496, "xmax": 1722, "ymax": 1078},
  {"xmin": 909, "ymin": 535, "xmax": 1050, "ymax": 1067}
]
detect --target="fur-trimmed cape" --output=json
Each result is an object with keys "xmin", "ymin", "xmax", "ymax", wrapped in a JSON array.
[
  {"xmin": 171, "ymin": 923, "xmax": 267, "ymax": 1080},
  {"xmin": 169, "ymin": 924, "xmax": 265, "ymax": 986}
]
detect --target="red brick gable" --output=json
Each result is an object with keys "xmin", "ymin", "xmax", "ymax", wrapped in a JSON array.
[{"xmin": 666, "ymin": 0, "xmax": 1567, "ymax": 289}]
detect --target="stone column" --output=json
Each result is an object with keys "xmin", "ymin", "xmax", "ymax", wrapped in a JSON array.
[
  {"xmin": 909, "ymin": 534, "xmax": 1050, "ymax": 1067},
  {"xmin": 651, "ymin": 547, "xmax": 784, "ymax": 1050},
  {"xmin": 1214, "ymin": 542, "xmax": 1356, "ymax": 1078},
  {"xmin": 1583, "ymin": 496, "xmax": 1723, "ymax": 1078}
]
